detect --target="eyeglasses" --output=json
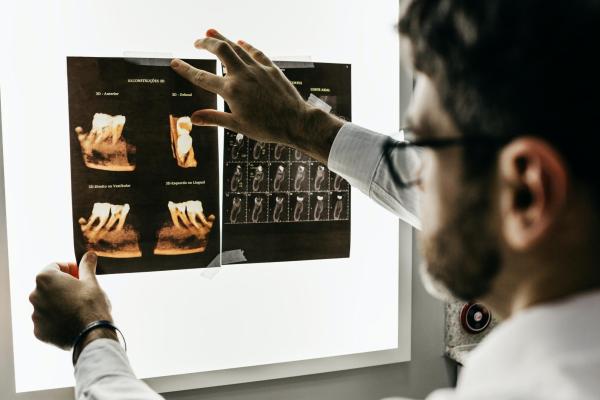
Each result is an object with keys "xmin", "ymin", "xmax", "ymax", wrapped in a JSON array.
[{"xmin": 382, "ymin": 128, "xmax": 512, "ymax": 188}]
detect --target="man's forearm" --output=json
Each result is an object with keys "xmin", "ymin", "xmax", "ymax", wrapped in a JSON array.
[{"xmin": 294, "ymin": 106, "xmax": 345, "ymax": 164}]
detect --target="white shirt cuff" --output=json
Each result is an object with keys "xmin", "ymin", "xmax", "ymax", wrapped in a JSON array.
[
  {"xmin": 327, "ymin": 122, "xmax": 388, "ymax": 195},
  {"xmin": 74, "ymin": 339, "xmax": 134, "ymax": 397}
]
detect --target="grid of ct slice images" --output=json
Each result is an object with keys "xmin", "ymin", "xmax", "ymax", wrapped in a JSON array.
[{"xmin": 224, "ymin": 132, "xmax": 350, "ymax": 224}]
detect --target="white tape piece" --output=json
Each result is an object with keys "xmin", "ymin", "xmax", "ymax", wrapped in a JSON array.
[
  {"xmin": 273, "ymin": 57, "xmax": 315, "ymax": 69},
  {"xmin": 200, "ymin": 267, "xmax": 220, "ymax": 280},
  {"xmin": 123, "ymin": 51, "xmax": 174, "ymax": 66},
  {"xmin": 220, "ymin": 249, "xmax": 247, "ymax": 265},
  {"xmin": 201, "ymin": 249, "xmax": 247, "ymax": 279},
  {"xmin": 307, "ymin": 93, "xmax": 333, "ymax": 113}
]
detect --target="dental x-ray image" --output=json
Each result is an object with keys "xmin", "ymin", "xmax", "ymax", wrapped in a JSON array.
[
  {"xmin": 68, "ymin": 56, "xmax": 220, "ymax": 273},
  {"xmin": 221, "ymin": 62, "xmax": 351, "ymax": 263}
]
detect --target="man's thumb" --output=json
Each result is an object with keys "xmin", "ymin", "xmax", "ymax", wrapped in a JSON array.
[{"xmin": 78, "ymin": 251, "xmax": 98, "ymax": 283}]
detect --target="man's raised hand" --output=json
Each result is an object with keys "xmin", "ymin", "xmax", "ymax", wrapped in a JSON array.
[{"xmin": 170, "ymin": 29, "xmax": 343, "ymax": 163}]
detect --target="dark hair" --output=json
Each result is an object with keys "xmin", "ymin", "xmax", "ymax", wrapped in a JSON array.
[{"xmin": 399, "ymin": 0, "xmax": 600, "ymax": 188}]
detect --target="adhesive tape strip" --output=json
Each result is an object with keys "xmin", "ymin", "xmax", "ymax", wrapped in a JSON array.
[
  {"xmin": 201, "ymin": 249, "xmax": 247, "ymax": 279},
  {"xmin": 221, "ymin": 249, "xmax": 246, "ymax": 264},
  {"xmin": 200, "ymin": 266, "xmax": 220, "ymax": 280},
  {"xmin": 273, "ymin": 59, "xmax": 315, "ymax": 69},
  {"xmin": 123, "ymin": 51, "xmax": 174, "ymax": 66},
  {"xmin": 307, "ymin": 93, "xmax": 333, "ymax": 114}
]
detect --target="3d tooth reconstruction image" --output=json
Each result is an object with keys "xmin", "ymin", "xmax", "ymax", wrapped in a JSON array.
[
  {"xmin": 170, "ymin": 115, "xmax": 197, "ymax": 168},
  {"xmin": 75, "ymin": 113, "xmax": 136, "ymax": 171},
  {"xmin": 154, "ymin": 200, "xmax": 215, "ymax": 255},
  {"xmin": 68, "ymin": 57, "xmax": 220, "ymax": 273},
  {"xmin": 78, "ymin": 202, "xmax": 141, "ymax": 258}
]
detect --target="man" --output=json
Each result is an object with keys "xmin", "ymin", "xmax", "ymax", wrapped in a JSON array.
[{"xmin": 29, "ymin": 0, "xmax": 600, "ymax": 399}]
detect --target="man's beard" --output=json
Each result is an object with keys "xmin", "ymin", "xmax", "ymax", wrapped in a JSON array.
[{"xmin": 419, "ymin": 179, "xmax": 501, "ymax": 302}]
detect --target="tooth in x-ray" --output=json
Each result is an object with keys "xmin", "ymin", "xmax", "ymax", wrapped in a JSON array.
[
  {"xmin": 333, "ymin": 195, "xmax": 344, "ymax": 220},
  {"xmin": 333, "ymin": 174, "xmax": 344, "ymax": 191},
  {"xmin": 253, "ymin": 141, "xmax": 265, "ymax": 159},
  {"xmin": 314, "ymin": 165, "xmax": 326, "ymax": 190},
  {"xmin": 251, "ymin": 196, "xmax": 264, "ymax": 223},
  {"xmin": 231, "ymin": 133, "xmax": 244, "ymax": 159},
  {"xmin": 294, "ymin": 165, "xmax": 306, "ymax": 191},
  {"xmin": 313, "ymin": 195, "xmax": 324, "ymax": 220},
  {"xmin": 230, "ymin": 165, "xmax": 243, "ymax": 191},
  {"xmin": 294, "ymin": 196, "xmax": 305, "ymax": 221},
  {"xmin": 274, "ymin": 144, "xmax": 285, "ymax": 160},
  {"xmin": 273, "ymin": 196, "xmax": 285, "ymax": 222},
  {"xmin": 252, "ymin": 165, "xmax": 264, "ymax": 191},
  {"xmin": 230, "ymin": 196, "xmax": 242, "ymax": 223},
  {"xmin": 273, "ymin": 165, "xmax": 286, "ymax": 191}
]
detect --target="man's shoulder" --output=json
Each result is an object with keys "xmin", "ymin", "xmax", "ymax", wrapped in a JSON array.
[{"xmin": 456, "ymin": 290, "xmax": 600, "ymax": 399}]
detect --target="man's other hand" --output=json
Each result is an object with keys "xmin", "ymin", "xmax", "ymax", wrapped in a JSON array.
[
  {"xmin": 170, "ymin": 29, "xmax": 343, "ymax": 164},
  {"xmin": 29, "ymin": 252, "xmax": 113, "ymax": 350}
]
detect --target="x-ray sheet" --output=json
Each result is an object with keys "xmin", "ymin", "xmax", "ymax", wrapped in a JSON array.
[
  {"xmin": 67, "ymin": 57, "xmax": 220, "ymax": 274},
  {"xmin": 223, "ymin": 62, "xmax": 351, "ymax": 263}
]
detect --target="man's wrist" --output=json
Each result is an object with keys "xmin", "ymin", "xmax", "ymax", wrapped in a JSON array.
[
  {"xmin": 73, "ymin": 327, "xmax": 118, "ymax": 365},
  {"xmin": 294, "ymin": 105, "xmax": 344, "ymax": 164}
]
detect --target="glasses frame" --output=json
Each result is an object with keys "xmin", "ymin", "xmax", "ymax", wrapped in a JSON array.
[{"xmin": 382, "ymin": 128, "xmax": 513, "ymax": 188}]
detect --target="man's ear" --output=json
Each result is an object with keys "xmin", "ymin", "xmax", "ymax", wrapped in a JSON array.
[{"xmin": 498, "ymin": 137, "xmax": 568, "ymax": 251}]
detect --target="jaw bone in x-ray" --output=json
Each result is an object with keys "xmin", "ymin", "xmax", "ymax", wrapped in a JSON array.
[
  {"xmin": 154, "ymin": 200, "xmax": 216, "ymax": 255},
  {"xmin": 78, "ymin": 202, "xmax": 141, "ymax": 258},
  {"xmin": 75, "ymin": 113, "xmax": 136, "ymax": 171}
]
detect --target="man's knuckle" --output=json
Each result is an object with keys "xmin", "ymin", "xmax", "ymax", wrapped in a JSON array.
[
  {"xmin": 226, "ymin": 82, "xmax": 241, "ymax": 96},
  {"xmin": 82, "ymin": 292, "xmax": 97, "ymax": 306},
  {"xmin": 215, "ymin": 41, "xmax": 229, "ymax": 53},
  {"xmin": 193, "ymin": 70, "xmax": 205, "ymax": 82},
  {"xmin": 33, "ymin": 327, "xmax": 39, "ymax": 339},
  {"xmin": 35, "ymin": 273, "xmax": 49, "ymax": 286},
  {"xmin": 28, "ymin": 291, "xmax": 37, "ymax": 304}
]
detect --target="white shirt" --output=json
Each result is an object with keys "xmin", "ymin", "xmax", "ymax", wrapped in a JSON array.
[
  {"xmin": 74, "ymin": 123, "xmax": 600, "ymax": 399},
  {"xmin": 428, "ymin": 289, "xmax": 600, "ymax": 400}
]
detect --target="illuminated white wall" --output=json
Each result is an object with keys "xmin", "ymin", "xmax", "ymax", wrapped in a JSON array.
[{"xmin": 0, "ymin": 0, "xmax": 409, "ymax": 397}]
